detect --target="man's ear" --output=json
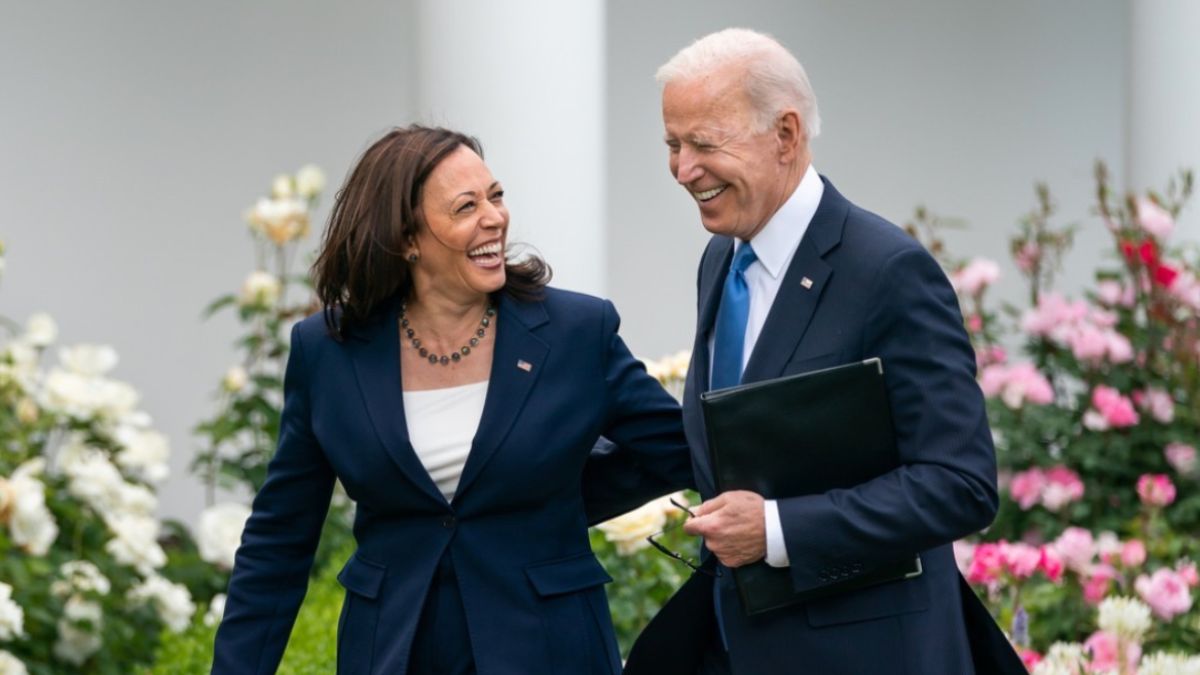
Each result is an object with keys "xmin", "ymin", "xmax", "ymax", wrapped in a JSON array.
[{"xmin": 776, "ymin": 109, "xmax": 804, "ymax": 162}]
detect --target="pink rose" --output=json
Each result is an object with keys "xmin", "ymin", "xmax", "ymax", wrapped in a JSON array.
[
  {"xmin": 1135, "ymin": 568, "xmax": 1193, "ymax": 620},
  {"xmin": 1014, "ymin": 242, "xmax": 1041, "ymax": 274},
  {"xmin": 1085, "ymin": 630, "xmax": 1140, "ymax": 672},
  {"xmin": 1120, "ymin": 540, "xmax": 1147, "ymax": 568},
  {"xmin": 1137, "ymin": 473, "xmax": 1177, "ymax": 507},
  {"xmin": 966, "ymin": 314, "xmax": 983, "ymax": 334},
  {"xmin": 1001, "ymin": 542, "xmax": 1042, "ymax": 579},
  {"xmin": 1019, "ymin": 649, "xmax": 1042, "ymax": 670},
  {"xmin": 1096, "ymin": 280, "xmax": 1124, "ymax": 306},
  {"xmin": 1092, "ymin": 386, "xmax": 1140, "ymax": 428},
  {"xmin": 1165, "ymin": 443, "xmax": 1197, "ymax": 475},
  {"xmin": 1008, "ymin": 468, "xmax": 1046, "ymax": 510},
  {"xmin": 1177, "ymin": 561, "xmax": 1198, "ymax": 587},
  {"xmin": 1054, "ymin": 527, "xmax": 1096, "ymax": 572},
  {"xmin": 1022, "ymin": 293, "xmax": 1087, "ymax": 339},
  {"xmin": 1039, "ymin": 545, "xmax": 1065, "ymax": 583},
  {"xmin": 1006, "ymin": 363, "xmax": 1054, "ymax": 407},
  {"xmin": 1096, "ymin": 531, "xmax": 1123, "ymax": 564},
  {"xmin": 1134, "ymin": 388, "xmax": 1175, "ymax": 424},
  {"xmin": 952, "ymin": 258, "xmax": 1001, "ymax": 296},
  {"xmin": 1041, "ymin": 466, "xmax": 1084, "ymax": 511},
  {"xmin": 967, "ymin": 542, "xmax": 1005, "ymax": 585},
  {"xmin": 1082, "ymin": 567, "xmax": 1115, "ymax": 605},
  {"xmin": 1070, "ymin": 325, "xmax": 1109, "ymax": 362},
  {"xmin": 1136, "ymin": 197, "xmax": 1175, "ymax": 240}
]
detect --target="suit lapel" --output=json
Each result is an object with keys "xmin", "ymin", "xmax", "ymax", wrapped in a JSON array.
[
  {"xmin": 347, "ymin": 300, "xmax": 447, "ymax": 505},
  {"xmin": 741, "ymin": 177, "xmax": 849, "ymax": 383},
  {"xmin": 685, "ymin": 238, "xmax": 734, "ymax": 494},
  {"xmin": 453, "ymin": 294, "xmax": 550, "ymax": 503}
]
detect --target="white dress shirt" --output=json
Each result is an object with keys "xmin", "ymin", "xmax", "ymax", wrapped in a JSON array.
[{"xmin": 708, "ymin": 164, "xmax": 824, "ymax": 567}]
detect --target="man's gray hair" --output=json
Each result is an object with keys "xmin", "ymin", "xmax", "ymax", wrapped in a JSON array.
[{"xmin": 656, "ymin": 28, "xmax": 821, "ymax": 140}]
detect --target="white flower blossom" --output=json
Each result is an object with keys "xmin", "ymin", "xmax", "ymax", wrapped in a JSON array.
[
  {"xmin": 6, "ymin": 460, "xmax": 59, "ymax": 556},
  {"xmin": 0, "ymin": 650, "xmax": 28, "ymax": 675},
  {"xmin": 1138, "ymin": 652, "xmax": 1200, "ymax": 675},
  {"xmin": 198, "ymin": 502, "xmax": 252, "ymax": 569},
  {"xmin": 128, "ymin": 575, "xmax": 195, "ymax": 633},
  {"xmin": 222, "ymin": 365, "xmax": 249, "ymax": 393},
  {"xmin": 0, "ymin": 583, "xmax": 25, "ymax": 641},
  {"xmin": 50, "ymin": 561, "xmax": 111, "ymax": 598},
  {"xmin": 295, "ymin": 165, "xmax": 326, "ymax": 199},
  {"xmin": 104, "ymin": 513, "xmax": 167, "ymax": 573},
  {"xmin": 239, "ymin": 271, "xmax": 281, "ymax": 308},
  {"xmin": 1031, "ymin": 642, "xmax": 1087, "ymax": 675},
  {"xmin": 53, "ymin": 596, "xmax": 102, "ymax": 666},
  {"xmin": 41, "ymin": 368, "xmax": 139, "ymax": 421},
  {"xmin": 271, "ymin": 174, "xmax": 294, "ymax": 199},
  {"xmin": 595, "ymin": 496, "xmax": 673, "ymax": 556},
  {"xmin": 113, "ymin": 426, "xmax": 170, "ymax": 484},
  {"xmin": 23, "ymin": 313, "xmax": 58, "ymax": 347},
  {"xmin": 1097, "ymin": 596, "xmax": 1152, "ymax": 640},
  {"xmin": 57, "ymin": 344, "xmax": 118, "ymax": 377},
  {"xmin": 203, "ymin": 594, "xmax": 227, "ymax": 627},
  {"xmin": 0, "ymin": 342, "xmax": 38, "ymax": 390}
]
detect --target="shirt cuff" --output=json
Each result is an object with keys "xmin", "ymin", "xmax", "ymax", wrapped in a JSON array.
[{"xmin": 764, "ymin": 499, "xmax": 790, "ymax": 567}]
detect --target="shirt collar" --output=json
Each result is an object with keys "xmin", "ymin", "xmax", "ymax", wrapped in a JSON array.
[{"xmin": 736, "ymin": 164, "xmax": 823, "ymax": 279}]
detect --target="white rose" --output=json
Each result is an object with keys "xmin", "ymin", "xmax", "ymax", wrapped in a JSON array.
[
  {"xmin": 7, "ymin": 461, "xmax": 58, "ymax": 556},
  {"xmin": 198, "ymin": 502, "xmax": 252, "ymax": 569},
  {"xmin": 0, "ymin": 650, "xmax": 27, "ymax": 675},
  {"xmin": 24, "ymin": 313, "xmax": 58, "ymax": 347},
  {"xmin": 0, "ymin": 342, "xmax": 38, "ymax": 390},
  {"xmin": 53, "ymin": 596, "xmax": 102, "ymax": 666},
  {"xmin": 295, "ymin": 165, "xmax": 326, "ymax": 199},
  {"xmin": 271, "ymin": 174, "xmax": 294, "ymax": 199},
  {"xmin": 58, "ymin": 344, "xmax": 118, "ymax": 377},
  {"xmin": 595, "ymin": 498, "xmax": 669, "ymax": 555},
  {"xmin": 239, "ymin": 271, "xmax": 281, "ymax": 308},
  {"xmin": 51, "ymin": 561, "xmax": 111, "ymax": 598},
  {"xmin": 0, "ymin": 648, "xmax": 27, "ymax": 672},
  {"xmin": 114, "ymin": 426, "xmax": 170, "ymax": 484},
  {"xmin": 204, "ymin": 593, "xmax": 227, "ymax": 627},
  {"xmin": 222, "ymin": 365, "xmax": 248, "ymax": 393},
  {"xmin": 104, "ymin": 513, "xmax": 166, "ymax": 572},
  {"xmin": 245, "ymin": 197, "xmax": 309, "ymax": 245},
  {"xmin": 128, "ymin": 575, "xmax": 195, "ymax": 633},
  {"xmin": 0, "ymin": 583, "xmax": 25, "ymax": 641}
]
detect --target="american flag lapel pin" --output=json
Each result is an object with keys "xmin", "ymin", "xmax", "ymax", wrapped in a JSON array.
[
  {"xmin": 801, "ymin": 276, "xmax": 814, "ymax": 289},
  {"xmin": 517, "ymin": 359, "xmax": 533, "ymax": 372}
]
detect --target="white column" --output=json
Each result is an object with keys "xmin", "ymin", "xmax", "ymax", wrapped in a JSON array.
[
  {"xmin": 1129, "ymin": 0, "xmax": 1200, "ymax": 237},
  {"xmin": 414, "ymin": 0, "xmax": 606, "ymax": 295}
]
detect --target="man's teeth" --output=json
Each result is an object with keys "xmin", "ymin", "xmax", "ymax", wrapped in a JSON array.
[
  {"xmin": 468, "ymin": 242, "xmax": 502, "ymax": 257},
  {"xmin": 693, "ymin": 186, "xmax": 726, "ymax": 201}
]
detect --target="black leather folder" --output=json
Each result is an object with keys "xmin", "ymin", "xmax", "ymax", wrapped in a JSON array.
[{"xmin": 700, "ymin": 358, "xmax": 922, "ymax": 615}]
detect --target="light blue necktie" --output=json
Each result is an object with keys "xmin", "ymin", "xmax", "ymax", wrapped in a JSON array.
[{"xmin": 711, "ymin": 242, "xmax": 757, "ymax": 391}]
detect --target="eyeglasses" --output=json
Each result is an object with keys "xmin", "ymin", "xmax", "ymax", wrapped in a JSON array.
[{"xmin": 645, "ymin": 498, "xmax": 722, "ymax": 577}]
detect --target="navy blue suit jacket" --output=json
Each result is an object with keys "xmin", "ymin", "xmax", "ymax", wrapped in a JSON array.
[
  {"xmin": 683, "ymin": 179, "xmax": 999, "ymax": 674},
  {"xmin": 212, "ymin": 288, "xmax": 691, "ymax": 674}
]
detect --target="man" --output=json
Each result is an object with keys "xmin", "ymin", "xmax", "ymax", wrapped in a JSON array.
[{"xmin": 633, "ymin": 28, "xmax": 1009, "ymax": 674}]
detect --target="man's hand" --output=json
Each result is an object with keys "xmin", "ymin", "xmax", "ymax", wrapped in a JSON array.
[{"xmin": 682, "ymin": 490, "xmax": 766, "ymax": 568}]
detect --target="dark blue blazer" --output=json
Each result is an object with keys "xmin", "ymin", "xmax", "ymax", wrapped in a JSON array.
[
  {"xmin": 683, "ymin": 179, "xmax": 999, "ymax": 674},
  {"xmin": 212, "ymin": 288, "xmax": 691, "ymax": 674}
]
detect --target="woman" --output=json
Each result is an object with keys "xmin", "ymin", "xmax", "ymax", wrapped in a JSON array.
[{"xmin": 211, "ymin": 125, "xmax": 692, "ymax": 674}]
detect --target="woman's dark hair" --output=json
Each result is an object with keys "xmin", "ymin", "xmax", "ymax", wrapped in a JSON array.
[{"xmin": 312, "ymin": 125, "xmax": 550, "ymax": 340}]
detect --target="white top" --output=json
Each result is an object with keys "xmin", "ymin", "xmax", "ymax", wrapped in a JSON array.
[
  {"xmin": 706, "ymin": 164, "xmax": 824, "ymax": 569},
  {"xmin": 402, "ymin": 380, "xmax": 489, "ymax": 501}
]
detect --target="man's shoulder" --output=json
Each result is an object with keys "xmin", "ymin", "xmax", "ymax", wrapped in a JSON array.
[{"xmin": 840, "ymin": 201, "xmax": 924, "ymax": 261}]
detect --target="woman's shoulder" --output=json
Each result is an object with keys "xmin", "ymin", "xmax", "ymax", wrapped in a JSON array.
[{"xmin": 505, "ymin": 287, "xmax": 615, "ymax": 333}]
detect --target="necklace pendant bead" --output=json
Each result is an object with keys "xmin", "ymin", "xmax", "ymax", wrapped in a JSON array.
[
  {"xmin": 418, "ymin": 347, "xmax": 428, "ymax": 358},
  {"xmin": 451, "ymin": 352, "xmax": 461, "ymax": 362},
  {"xmin": 469, "ymin": 337, "xmax": 479, "ymax": 347},
  {"xmin": 476, "ymin": 328, "xmax": 486, "ymax": 337},
  {"xmin": 461, "ymin": 347, "xmax": 471, "ymax": 356},
  {"xmin": 428, "ymin": 354, "xmax": 438, "ymax": 364},
  {"xmin": 439, "ymin": 355, "xmax": 450, "ymax": 366}
]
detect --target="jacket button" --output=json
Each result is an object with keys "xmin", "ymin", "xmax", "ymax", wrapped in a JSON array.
[{"xmin": 442, "ymin": 515, "xmax": 456, "ymax": 528}]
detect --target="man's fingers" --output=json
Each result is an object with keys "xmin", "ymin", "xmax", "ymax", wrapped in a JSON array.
[
  {"xmin": 691, "ymin": 496, "xmax": 724, "ymax": 517},
  {"xmin": 682, "ymin": 513, "xmax": 715, "ymax": 536}
]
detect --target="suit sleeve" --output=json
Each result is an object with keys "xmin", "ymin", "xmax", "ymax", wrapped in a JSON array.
[
  {"xmin": 582, "ymin": 300, "xmax": 695, "ymax": 524},
  {"xmin": 776, "ymin": 246, "xmax": 998, "ymax": 591},
  {"xmin": 212, "ymin": 324, "xmax": 336, "ymax": 674}
]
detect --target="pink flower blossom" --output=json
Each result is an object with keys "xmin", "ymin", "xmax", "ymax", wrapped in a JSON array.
[
  {"xmin": 1014, "ymin": 242, "xmax": 1040, "ymax": 274},
  {"xmin": 1091, "ymin": 386, "xmax": 1140, "ymax": 428},
  {"xmin": 1023, "ymin": 293, "xmax": 1088, "ymax": 340},
  {"xmin": 1135, "ymin": 568, "xmax": 1193, "ymax": 620},
  {"xmin": 1041, "ymin": 466, "xmax": 1084, "ymax": 512},
  {"xmin": 1001, "ymin": 542, "xmax": 1042, "ymax": 579},
  {"xmin": 1054, "ymin": 527, "xmax": 1096, "ymax": 572},
  {"xmin": 1039, "ymin": 546, "xmax": 1065, "ymax": 583},
  {"xmin": 1082, "ymin": 566, "xmax": 1116, "ymax": 605},
  {"xmin": 1008, "ymin": 467, "xmax": 1046, "ymax": 510},
  {"xmin": 952, "ymin": 258, "xmax": 1001, "ymax": 296},
  {"xmin": 1096, "ymin": 531, "xmax": 1124, "ymax": 564},
  {"xmin": 1164, "ymin": 443, "xmax": 1197, "ymax": 475},
  {"xmin": 1136, "ymin": 197, "xmax": 1175, "ymax": 240},
  {"xmin": 975, "ymin": 345, "xmax": 1007, "ymax": 369},
  {"xmin": 1120, "ymin": 540, "xmax": 1147, "ymax": 568},
  {"xmin": 1085, "ymin": 630, "xmax": 1141, "ymax": 672},
  {"xmin": 967, "ymin": 542, "xmax": 1005, "ymax": 585},
  {"xmin": 1137, "ymin": 473, "xmax": 1177, "ymax": 507},
  {"xmin": 1133, "ymin": 388, "xmax": 1175, "ymax": 424},
  {"xmin": 1096, "ymin": 280, "xmax": 1125, "ymax": 306},
  {"xmin": 1177, "ymin": 561, "xmax": 1198, "ymax": 587},
  {"xmin": 978, "ymin": 363, "xmax": 1054, "ymax": 409}
]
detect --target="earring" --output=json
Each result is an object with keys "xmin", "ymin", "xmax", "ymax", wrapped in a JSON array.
[{"xmin": 408, "ymin": 253, "xmax": 419, "ymax": 263}]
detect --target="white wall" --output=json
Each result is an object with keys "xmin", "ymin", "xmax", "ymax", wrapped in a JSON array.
[
  {"xmin": 0, "ymin": 1, "xmax": 419, "ymax": 524},
  {"xmin": 605, "ymin": 0, "xmax": 1129, "ymax": 358}
]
